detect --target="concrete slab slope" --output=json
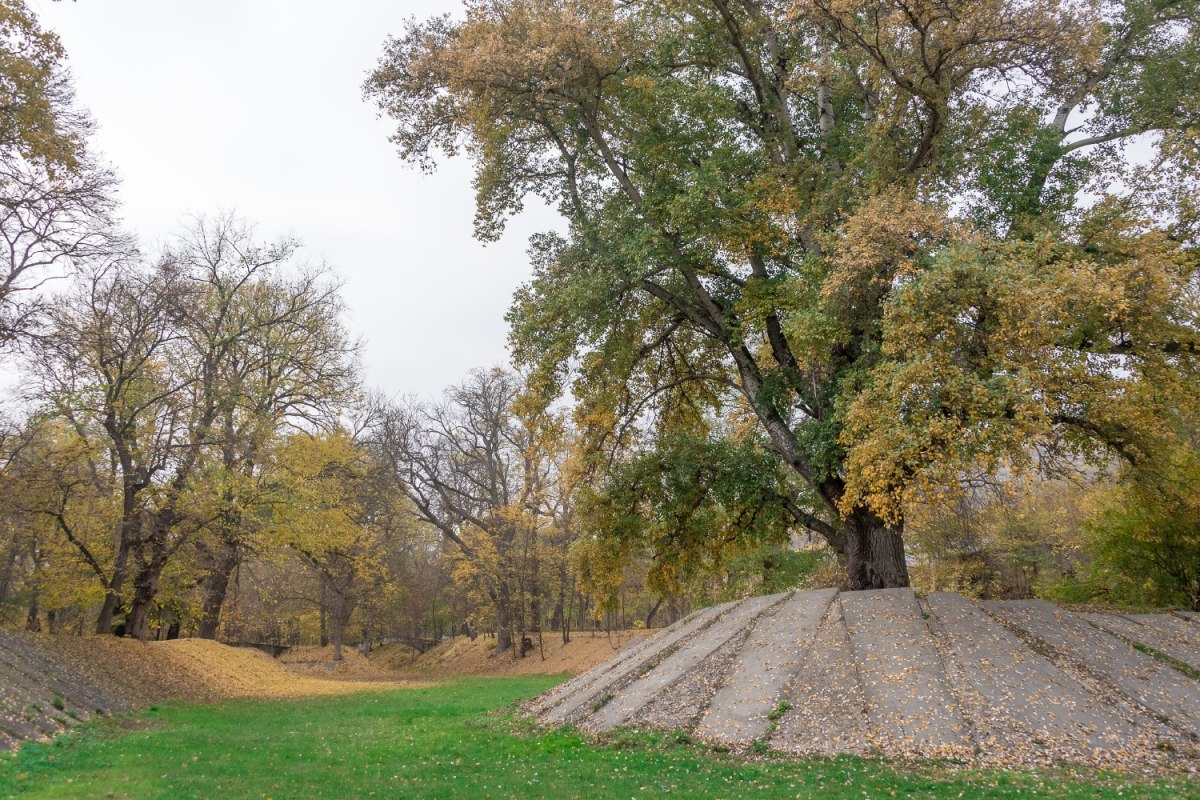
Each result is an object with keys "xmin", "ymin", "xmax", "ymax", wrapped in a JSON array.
[
  {"xmin": 927, "ymin": 593, "xmax": 1144, "ymax": 758},
  {"xmin": 588, "ymin": 592, "xmax": 788, "ymax": 732},
  {"xmin": 840, "ymin": 588, "xmax": 970, "ymax": 754},
  {"xmin": 1082, "ymin": 612, "xmax": 1200, "ymax": 672},
  {"xmin": 770, "ymin": 595, "xmax": 871, "ymax": 756},
  {"xmin": 0, "ymin": 633, "xmax": 124, "ymax": 749},
  {"xmin": 527, "ymin": 610, "xmax": 700, "ymax": 716},
  {"xmin": 539, "ymin": 600, "xmax": 735, "ymax": 725},
  {"xmin": 0, "ymin": 636, "xmax": 125, "ymax": 716},
  {"xmin": 1132, "ymin": 613, "xmax": 1199, "ymax": 645},
  {"xmin": 530, "ymin": 591, "xmax": 1199, "ymax": 766},
  {"xmin": 985, "ymin": 600, "xmax": 1200, "ymax": 736},
  {"xmin": 696, "ymin": 588, "xmax": 835, "ymax": 745}
]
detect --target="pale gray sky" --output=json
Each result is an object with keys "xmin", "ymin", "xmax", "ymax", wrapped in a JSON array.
[{"xmin": 32, "ymin": 0, "xmax": 560, "ymax": 399}]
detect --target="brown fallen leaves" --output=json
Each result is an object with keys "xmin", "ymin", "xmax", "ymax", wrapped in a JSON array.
[
  {"xmin": 389, "ymin": 629, "xmax": 656, "ymax": 678},
  {"xmin": 24, "ymin": 634, "xmax": 421, "ymax": 707}
]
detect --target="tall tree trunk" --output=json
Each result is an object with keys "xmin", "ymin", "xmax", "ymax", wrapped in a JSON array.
[
  {"xmin": 361, "ymin": 619, "xmax": 373, "ymax": 655},
  {"xmin": 329, "ymin": 575, "xmax": 356, "ymax": 662},
  {"xmin": 96, "ymin": 586, "xmax": 120, "ymax": 635},
  {"xmin": 554, "ymin": 586, "xmax": 568, "ymax": 644},
  {"xmin": 25, "ymin": 592, "xmax": 40, "ymax": 632},
  {"xmin": 96, "ymin": 526, "xmax": 133, "ymax": 635},
  {"xmin": 331, "ymin": 593, "xmax": 345, "ymax": 661},
  {"xmin": 842, "ymin": 510, "xmax": 910, "ymax": 590},
  {"xmin": 126, "ymin": 555, "xmax": 165, "ymax": 641},
  {"xmin": 97, "ymin": 491, "xmax": 138, "ymax": 633},
  {"xmin": 200, "ymin": 435, "xmax": 255, "ymax": 640},
  {"xmin": 319, "ymin": 580, "xmax": 329, "ymax": 647},
  {"xmin": 495, "ymin": 583, "xmax": 513, "ymax": 656},
  {"xmin": 644, "ymin": 596, "xmax": 663, "ymax": 628},
  {"xmin": 563, "ymin": 582, "xmax": 575, "ymax": 645},
  {"xmin": 197, "ymin": 544, "xmax": 239, "ymax": 639},
  {"xmin": 126, "ymin": 518, "xmax": 172, "ymax": 640}
]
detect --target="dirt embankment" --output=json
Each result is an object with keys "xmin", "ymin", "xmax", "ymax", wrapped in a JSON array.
[
  {"xmin": 0, "ymin": 633, "xmax": 417, "ymax": 751},
  {"xmin": 278, "ymin": 645, "xmax": 395, "ymax": 679},
  {"xmin": 0, "ymin": 626, "xmax": 654, "ymax": 751},
  {"xmin": 377, "ymin": 628, "xmax": 656, "ymax": 678}
]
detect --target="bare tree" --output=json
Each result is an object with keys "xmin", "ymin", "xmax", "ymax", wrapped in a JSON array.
[
  {"xmin": 374, "ymin": 368, "xmax": 553, "ymax": 656},
  {"xmin": 28, "ymin": 260, "xmax": 191, "ymax": 634},
  {"xmin": 25, "ymin": 215, "xmax": 357, "ymax": 639},
  {"xmin": 0, "ymin": 153, "xmax": 123, "ymax": 344},
  {"xmin": 172, "ymin": 217, "xmax": 358, "ymax": 639}
]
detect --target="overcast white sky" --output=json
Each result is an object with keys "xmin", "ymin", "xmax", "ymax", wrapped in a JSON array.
[{"xmin": 31, "ymin": 0, "xmax": 560, "ymax": 399}]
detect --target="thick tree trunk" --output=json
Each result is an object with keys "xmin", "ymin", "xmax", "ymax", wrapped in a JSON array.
[
  {"xmin": 329, "ymin": 583, "xmax": 356, "ymax": 662},
  {"xmin": 551, "ymin": 592, "xmax": 563, "ymax": 632},
  {"xmin": 197, "ymin": 547, "xmax": 239, "ymax": 639},
  {"xmin": 495, "ymin": 587, "xmax": 513, "ymax": 656},
  {"xmin": 25, "ymin": 593, "xmax": 40, "ymax": 633},
  {"xmin": 98, "ymin": 487, "xmax": 142, "ymax": 635},
  {"xmin": 96, "ymin": 537, "xmax": 131, "ymax": 635},
  {"xmin": 842, "ymin": 511, "xmax": 910, "ymax": 590},
  {"xmin": 96, "ymin": 590, "xmax": 119, "ymax": 635},
  {"xmin": 125, "ymin": 580, "xmax": 156, "ymax": 640},
  {"xmin": 126, "ymin": 521, "xmax": 171, "ymax": 641},
  {"xmin": 126, "ymin": 560, "xmax": 164, "ymax": 641},
  {"xmin": 361, "ymin": 621, "xmax": 373, "ymax": 655}
]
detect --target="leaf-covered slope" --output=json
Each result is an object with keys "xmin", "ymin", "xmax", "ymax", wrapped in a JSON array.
[{"xmin": 530, "ymin": 589, "xmax": 1200, "ymax": 768}]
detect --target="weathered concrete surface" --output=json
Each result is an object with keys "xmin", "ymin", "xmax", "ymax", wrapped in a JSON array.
[
  {"xmin": 1133, "ymin": 614, "xmax": 1200, "ymax": 666},
  {"xmin": 588, "ymin": 593, "xmax": 787, "ymax": 731},
  {"xmin": 986, "ymin": 600, "xmax": 1200, "ymax": 735},
  {"xmin": 1132, "ymin": 614, "xmax": 1199, "ymax": 646},
  {"xmin": 927, "ymin": 593, "xmax": 1143, "ymax": 759},
  {"xmin": 634, "ymin": 637, "xmax": 742, "ymax": 731},
  {"xmin": 540, "ymin": 601, "xmax": 734, "ymax": 725},
  {"xmin": 527, "ymin": 611, "xmax": 697, "ymax": 717},
  {"xmin": 695, "ymin": 588, "xmax": 836, "ymax": 745},
  {"xmin": 530, "ymin": 591, "xmax": 1199, "ymax": 766},
  {"xmin": 771, "ymin": 596, "xmax": 870, "ymax": 757},
  {"xmin": 841, "ymin": 588, "xmax": 970, "ymax": 753},
  {"xmin": 0, "ymin": 633, "xmax": 124, "ymax": 749},
  {"xmin": 0, "ymin": 636, "xmax": 124, "ymax": 718},
  {"xmin": 1083, "ymin": 612, "xmax": 1200, "ymax": 673}
]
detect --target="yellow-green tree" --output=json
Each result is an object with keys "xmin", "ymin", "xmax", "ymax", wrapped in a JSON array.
[
  {"xmin": 369, "ymin": 0, "xmax": 1200, "ymax": 589},
  {"xmin": 1052, "ymin": 439, "xmax": 1200, "ymax": 610},
  {"xmin": 268, "ymin": 430, "xmax": 400, "ymax": 660},
  {"xmin": 25, "ymin": 216, "xmax": 356, "ymax": 639},
  {"xmin": 0, "ymin": 417, "xmax": 116, "ymax": 631},
  {"xmin": 375, "ymin": 368, "xmax": 569, "ymax": 656},
  {"xmin": 0, "ymin": 0, "xmax": 121, "ymax": 345}
]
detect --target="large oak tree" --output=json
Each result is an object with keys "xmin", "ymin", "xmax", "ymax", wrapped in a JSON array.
[{"xmin": 369, "ymin": 0, "xmax": 1200, "ymax": 589}]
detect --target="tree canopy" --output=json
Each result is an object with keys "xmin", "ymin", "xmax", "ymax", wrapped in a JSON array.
[{"xmin": 368, "ymin": 0, "xmax": 1200, "ymax": 588}]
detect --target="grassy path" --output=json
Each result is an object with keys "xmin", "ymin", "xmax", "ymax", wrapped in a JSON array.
[{"xmin": 0, "ymin": 676, "xmax": 1195, "ymax": 799}]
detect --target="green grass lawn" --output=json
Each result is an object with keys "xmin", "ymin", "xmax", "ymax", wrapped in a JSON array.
[{"xmin": 0, "ymin": 675, "xmax": 1195, "ymax": 800}]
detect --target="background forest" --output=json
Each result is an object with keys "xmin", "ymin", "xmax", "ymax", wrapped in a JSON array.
[{"xmin": 1, "ymin": 0, "xmax": 1198, "ymax": 664}]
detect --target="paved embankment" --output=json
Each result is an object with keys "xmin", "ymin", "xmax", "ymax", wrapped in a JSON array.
[{"xmin": 529, "ymin": 589, "xmax": 1200, "ymax": 768}]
